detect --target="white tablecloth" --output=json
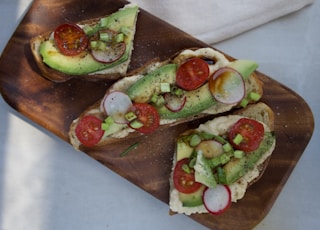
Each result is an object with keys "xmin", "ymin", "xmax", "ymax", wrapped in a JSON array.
[
  {"xmin": 132, "ymin": 0, "xmax": 314, "ymax": 44},
  {"xmin": 0, "ymin": 0, "xmax": 319, "ymax": 229}
]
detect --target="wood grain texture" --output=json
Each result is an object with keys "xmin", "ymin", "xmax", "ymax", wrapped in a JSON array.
[{"xmin": 0, "ymin": 0, "xmax": 314, "ymax": 229}]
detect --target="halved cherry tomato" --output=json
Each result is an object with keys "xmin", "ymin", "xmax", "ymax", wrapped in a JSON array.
[
  {"xmin": 228, "ymin": 118, "xmax": 264, "ymax": 152},
  {"xmin": 176, "ymin": 58, "xmax": 210, "ymax": 91},
  {"xmin": 75, "ymin": 115, "xmax": 105, "ymax": 147},
  {"xmin": 173, "ymin": 158, "xmax": 202, "ymax": 194},
  {"xmin": 54, "ymin": 23, "xmax": 88, "ymax": 56},
  {"xmin": 130, "ymin": 103, "xmax": 160, "ymax": 134}
]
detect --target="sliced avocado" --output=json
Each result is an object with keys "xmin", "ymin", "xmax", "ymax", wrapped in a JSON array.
[
  {"xmin": 40, "ymin": 41, "xmax": 129, "ymax": 75},
  {"xmin": 227, "ymin": 60, "xmax": 259, "ymax": 80},
  {"xmin": 101, "ymin": 5, "xmax": 139, "ymax": 32},
  {"xmin": 156, "ymin": 60, "xmax": 257, "ymax": 119},
  {"xmin": 39, "ymin": 5, "xmax": 139, "ymax": 75},
  {"xmin": 245, "ymin": 132, "xmax": 275, "ymax": 168},
  {"xmin": 157, "ymin": 83, "xmax": 216, "ymax": 119},
  {"xmin": 221, "ymin": 132, "xmax": 275, "ymax": 184},
  {"xmin": 221, "ymin": 157, "xmax": 246, "ymax": 184},
  {"xmin": 176, "ymin": 139, "xmax": 194, "ymax": 161},
  {"xmin": 126, "ymin": 64, "xmax": 177, "ymax": 103},
  {"xmin": 194, "ymin": 151, "xmax": 217, "ymax": 188},
  {"xmin": 179, "ymin": 185, "xmax": 206, "ymax": 207}
]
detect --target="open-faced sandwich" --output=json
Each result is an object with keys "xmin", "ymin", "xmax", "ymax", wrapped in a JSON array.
[
  {"xmin": 68, "ymin": 47, "xmax": 264, "ymax": 150},
  {"xmin": 30, "ymin": 3, "xmax": 139, "ymax": 82},
  {"xmin": 169, "ymin": 102, "xmax": 276, "ymax": 215}
]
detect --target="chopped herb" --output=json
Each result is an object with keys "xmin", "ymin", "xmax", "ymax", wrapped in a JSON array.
[
  {"xmin": 182, "ymin": 164, "xmax": 191, "ymax": 174},
  {"xmin": 233, "ymin": 133, "xmax": 243, "ymax": 145},
  {"xmin": 120, "ymin": 142, "xmax": 140, "ymax": 157},
  {"xmin": 249, "ymin": 92, "xmax": 261, "ymax": 101}
]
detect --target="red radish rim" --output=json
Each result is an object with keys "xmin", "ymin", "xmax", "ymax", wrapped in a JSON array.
[
  {"xmin": 209, "ymin": 67, "xmax": 245, "ymax": 105},
  {"xmin": 202, "ymin": 185, "xmax": 231, "ymax": 215},
  {"xmin": 164, "ymin": 93, "xmax": 187, "ymax": 112},
  {"xmin": 90, "ymin": 42, "xmax": 126, "ymax": 64}
]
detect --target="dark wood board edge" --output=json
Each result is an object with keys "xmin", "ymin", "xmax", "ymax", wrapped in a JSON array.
[{"xmin": 0, "ymin": 0, "xmax": 315, "ymax": 229}]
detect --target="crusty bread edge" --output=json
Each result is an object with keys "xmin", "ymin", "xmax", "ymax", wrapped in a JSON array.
[
  {"xmin": 168, "ymin": 102, "xmax": 276, "ymax": 215},
  {"xmin": 68, "ymin": 58, "xmax": 168, "ymax": 150},
  {"xmin": 30, "ymin": 3, "xmax": 139, "ymax": 82},
  {"xmin": 69, "ymin": 74, "xmax": 263, "ymax": 150},
  {"xmin": 233, "ymin": 102, "xmax": 275, "ymax": 187},
  {"xmin": 68, "ymin": 48, "xmax": 264, "ymax": 150},
  {"xmin": 30, "ymin": 33, "xmax": 74, "ymax": 82}
]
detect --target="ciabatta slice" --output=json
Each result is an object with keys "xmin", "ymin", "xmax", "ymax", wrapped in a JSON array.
[{"xmin": 30, "ymin": 3, "xmax": 139, "ymax": 82}]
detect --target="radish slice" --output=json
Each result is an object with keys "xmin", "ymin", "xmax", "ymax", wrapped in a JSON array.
[
  {"xmin": 203, "ymin": 185, "xmax": 231, "ymax": 215},
  {"xmin": 164, "ymin": 93, "xmax": 186, "ymax": 112},
  {"xmin": 195, "ymin": 140, "xmax": 224, "ymax": 159},
  {"xmin": 209, "ymin": 67, "xmax": 245, "ymax": 104},
  {"xmin": 91, "ymin": 42, "xmax": 126, "ymax": 63},
  {"xmin": 101, "ymin": 91, "xmax": 133, "ymax": 124},
  {"xmin": 89, "ymin": 29, "xmax": 126, "ymax": 63}
]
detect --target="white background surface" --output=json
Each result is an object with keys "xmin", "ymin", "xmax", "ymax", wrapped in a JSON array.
[{"xmin": 0, "ymin": 0, "xmax": 319, "ymax": 229}]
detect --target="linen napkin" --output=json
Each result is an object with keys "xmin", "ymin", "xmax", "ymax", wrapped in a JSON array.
[{"xmin": 131, "ymin": 0, "xmax": 314, "ymax": 44}]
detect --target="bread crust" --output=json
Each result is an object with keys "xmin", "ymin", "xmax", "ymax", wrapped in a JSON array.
[
  {"xmin": 68, "ymin": 47, "xmax": 264, "ymax": 150},
  {"xmin": 30, "ymin": 33, "xmax": 75, "ymax": 82},
  {"xmin": 169, "ymin": 102, "xmax": 276, "ymax": 215},
  {"xmin": 234, "ymin": 102, "xmax": 275, "ymax": 187},
  {"xmin": 30, "ymin": 4, "xmax": 138, "ymax": 82},
  {"xmin": 233, "ymin": 102, "xmax": 274, "ymax": 131}
]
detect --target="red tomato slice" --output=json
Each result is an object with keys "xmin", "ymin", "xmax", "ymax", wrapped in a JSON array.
[
  {"xmin": 173, "ymin": 158, "xmax": 203, "ymax": 194},
  {"xmin": 228, "ymin": 118, "xmax": 265, "ymax": 152},
  {"xmin": 176, "ymin": 58, "xmax": 210, "ymax": 91},
  {"xmin": 54, "ymin": 23, "xmax": 88, "ymax": 56},
  {"xmin": 130, "ymin": 103, "xmax": 160, "ymax": 134},
  {"xmin": 75, "ymin": 115, "xmax": 105, "ymax": 147}
]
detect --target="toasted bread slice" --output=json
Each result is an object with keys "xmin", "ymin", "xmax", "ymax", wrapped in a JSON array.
[
  {"xmin": 169, "ymin": 102, "xmax": 276, "ymax": 215},
  {"xmin": 233, "ymin": 102, "xmax": 275, "ymax": 131},
  {"xmin": 30, "ymin": 3, "xmax": 139, "ymax": 82},
  {"xmin": 68, "ymin": 47, "xmax": 264, "ymax": 150}
]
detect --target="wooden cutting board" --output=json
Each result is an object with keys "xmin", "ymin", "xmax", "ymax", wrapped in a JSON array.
[{"xmin": 0, "ymin": 0, "xmax": 314, "ymax": 229}]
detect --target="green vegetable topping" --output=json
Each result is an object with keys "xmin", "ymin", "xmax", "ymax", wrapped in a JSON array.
[
  {"xmin": 101, "ymin": 116, "xmax": 115, "ymax": 131},
  {"xmin": 234, "ymin": 150, "xmax": 244, "ymax": 158},
  {"xmin": 189, "ymin": 134, "xmax": 202, "ymax": 147},
  {"xmin": 223, "ymin": 143, "xmax": 233, "ymax": 152},
  {"xmin": 233, "ymin": 133, "xmax": 243, "ymax": 145},
  {"xmin": 130, "ymin": 120, "xmax": 144, "ymax": 129},
  {"xmin": 100, "ymin": 32, "xmax": 111, "ymax": 42},
  {"xmin": 160, "ymin": 82, "xmax": 171, "ymax": 93},
  {"xmin": 182, "ymin": 164, "xmax": 191, "ymax": 174},
  {"xmin": 120, "ymin": 142, "xmax": 139, "ymax": 157},
  {"xmin": 240, "ymin": 98, "xmax": 249, "ymax": 108},
  {"xmin": 125, "ymin": 112, "xmax": 137, "ymax": 122},
  {"xmin": 100, "ymin": 17, "xmax": 109, "ymax": 28},
  {"xmin": 249, "ymin": 92, "xmax": 261, "ymax": 101}
]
